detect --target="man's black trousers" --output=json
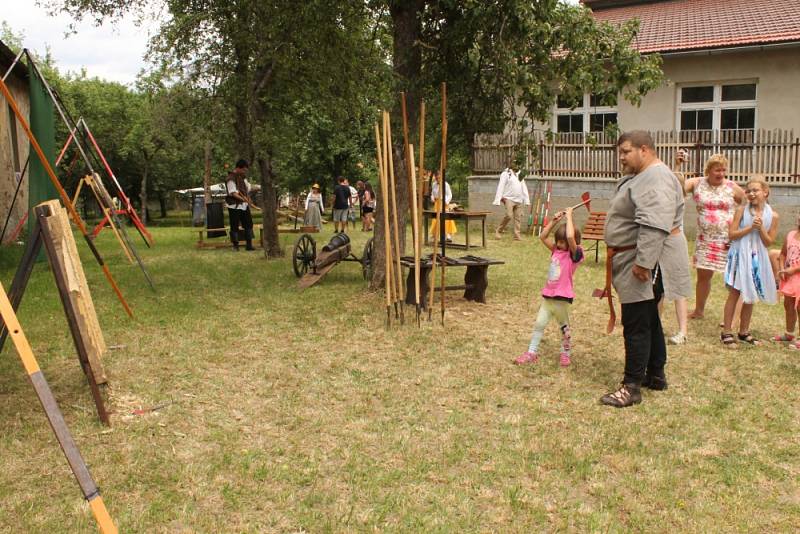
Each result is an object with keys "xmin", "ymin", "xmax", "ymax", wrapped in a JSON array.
[
  {"xmin": 228, "ymin": 207, "xmax": 253, "ymax": 248},
  {"xmin": 621, "ymin": 268, "xmax": 666, "ymax": 385}
]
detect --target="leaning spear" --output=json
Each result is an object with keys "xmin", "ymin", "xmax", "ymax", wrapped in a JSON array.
[
  {"xmin": 375, "ymin": 122, "xmax": 392, "ymax": 326},
  {"xmin": 439, "ymin": 82, "xmax": 448, "ymax": 326}
]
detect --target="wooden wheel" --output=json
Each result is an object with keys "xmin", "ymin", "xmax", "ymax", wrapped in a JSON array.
[
  {"xmin": 361, "ymin": 237, "xmax": 374, "ymax": 280},
  {"xmin": 292, "ymin": 234, "xmax": 316, "ymax": 277}
]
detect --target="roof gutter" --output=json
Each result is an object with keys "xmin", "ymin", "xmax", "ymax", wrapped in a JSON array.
[{"xmin": 657, "ymin": 41, "xmax": 800, "ymax": 58}]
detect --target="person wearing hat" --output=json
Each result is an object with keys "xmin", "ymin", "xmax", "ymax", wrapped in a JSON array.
[{"xmin": 304, "ymin": 183, "xmax": 324, "ymax": 231}]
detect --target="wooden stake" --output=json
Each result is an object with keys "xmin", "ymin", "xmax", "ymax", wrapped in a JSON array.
[
  {"xmin": 375, "ymin": 122, "xmax": 392, "ymax": 326},
  {"xmin": 385, "ymin": 111, "xmax": 405, "ymax": 323}
]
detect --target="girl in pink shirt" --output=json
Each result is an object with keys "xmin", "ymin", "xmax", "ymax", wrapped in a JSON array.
[{"xmin": 515, "ymin": 207, "xmax": 584, "ymax": 367}]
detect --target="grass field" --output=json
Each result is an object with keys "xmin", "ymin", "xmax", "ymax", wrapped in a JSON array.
[{"xmin": 0, "ymin": 221, "xmax": 798, "ymax": 533}]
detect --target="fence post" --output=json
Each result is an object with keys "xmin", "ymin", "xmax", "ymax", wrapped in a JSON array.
[
  {"xmin": 693, "ymin": 132, "xmax": 703, "ymax": 177},
  {"xmin": 538, "ymin": 138, "xmax": 545, "ymax": 181}
]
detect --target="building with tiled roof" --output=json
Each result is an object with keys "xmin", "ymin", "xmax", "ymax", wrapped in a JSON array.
[
  {"xmin": 545, "ymin": 0, "xmax": 800, "ymax": 135},
  {"xmin": 470, "ymin": 1, "xmax": 800, "ymax": 232},
  {"xmin": 585, "ymin": 0, "xmax": 800, "ymax": 53}
]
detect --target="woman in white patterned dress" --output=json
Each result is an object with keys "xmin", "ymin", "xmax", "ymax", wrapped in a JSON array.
[{"xmin": 683, "ymin": 154, "xmax": 745, "ymax": 319}]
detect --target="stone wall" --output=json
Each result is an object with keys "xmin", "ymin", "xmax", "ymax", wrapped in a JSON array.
[{"xmin": 469, "ymin": 175, "xmax": 800, "ymax": 239}]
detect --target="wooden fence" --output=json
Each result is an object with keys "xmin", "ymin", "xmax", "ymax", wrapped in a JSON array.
[{"xmin": 472, "ymin": 129, "xmax": 800, "ymax": 184}]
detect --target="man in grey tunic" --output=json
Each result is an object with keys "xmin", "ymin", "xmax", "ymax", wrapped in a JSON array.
[{"xmin": 600, "ymin": 131, "xmax": 686, "ymax": 408}]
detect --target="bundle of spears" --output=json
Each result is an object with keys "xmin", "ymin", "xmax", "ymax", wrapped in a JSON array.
[{"xmin": 374, "ymin": 83, "xmax": 449, "ymax": 328}]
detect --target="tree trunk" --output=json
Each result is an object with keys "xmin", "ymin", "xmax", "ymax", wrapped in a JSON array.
[
  {"xmin": 140, "ymin": 158, "xmax": 149, "ymax": 223},
  {"xmin": 159, "ymin": 193, "xmax": 167, "ymax": 218},
  {"xmin": 257, "ymin": 154, "xmax": 283, "ymax": 257},
  {"xmin": 370, "ymin": 1, "xmax": 425, "ymax": 290},
  {"xmin": 203, "ymin": 139, "xmax": 212, "ymax": 205}
]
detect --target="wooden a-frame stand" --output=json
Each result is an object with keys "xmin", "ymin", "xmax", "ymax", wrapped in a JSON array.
[
  {"xmin": 0, "ymin": 281, "xmax": 118, "ymax": 533},
  {"xmin": 0, "ymin": 200, "xmax": 111, "ymax": 425},
  {"xmin": 73, "ymin": 173, "xmax": 134, "ymax": 264}
]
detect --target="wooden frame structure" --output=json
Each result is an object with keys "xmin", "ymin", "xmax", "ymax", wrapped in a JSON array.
[{"xmin": 0, "ymin": 200, "xmax": 111, "ymax": 425}]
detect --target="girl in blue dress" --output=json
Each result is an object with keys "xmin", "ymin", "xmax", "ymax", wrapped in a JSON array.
[{"xmin": 721, "ymin": 178, "xmax": 780, "ymax": 347}]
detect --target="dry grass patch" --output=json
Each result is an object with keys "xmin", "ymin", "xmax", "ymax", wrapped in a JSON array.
[{"xmin": 1, "ymin": 225, "xmax": 798, "ymax": 532}]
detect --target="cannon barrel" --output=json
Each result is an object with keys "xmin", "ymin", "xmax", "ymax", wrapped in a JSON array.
[
  {"xmin": 322, "ymin": 232, "xmax": 350, "ymax": 252},
  {"xmin": 315, "ymin": 233, "xmax": 352, "ymax": 270}
]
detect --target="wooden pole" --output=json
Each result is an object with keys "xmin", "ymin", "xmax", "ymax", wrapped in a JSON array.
[
  {"xmin": 408, "ymin": 145, "xmax": 421, "ymax": 324},
  {"xmin": 385, "ymin": 111, "xmax": 405, "ymax": 323},
  {"xmin": 375, "ymin": 122, "xmax": 392, "ymax": 325},
  {"xmin": 381, "ymin": 114, "xmax": 397, "ymax": 319},
  {"xmin": 0, "ymin": 76, "xmax": 133, "ymax": 318},
  {"xmin": 439, "ymin": 82, "xmax": 448, "ymax": 325},
  {"xmin": 417, "ymin": 100, "xmax": 426, "ymax": 318},
  {"xmin": 401, "ymin": 92, "xmax": 421, "ymax": 325}
]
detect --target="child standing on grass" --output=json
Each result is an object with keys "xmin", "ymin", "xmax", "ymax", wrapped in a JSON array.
[
  {"xmin": 515, "ymin": 207, "xmax": 583, "ymax": 367},
  {"xmin": 773, "ymin": 214, "xmax": 800, "ymax": 349},
  {"xmin": 721, "ymin": 178, "xmax": 780, "ymax": 348}
]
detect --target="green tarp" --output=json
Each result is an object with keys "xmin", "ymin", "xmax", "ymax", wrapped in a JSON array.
[{"xmin": 27, "ymin": 66, "xmax": 58, "ymax": 257}]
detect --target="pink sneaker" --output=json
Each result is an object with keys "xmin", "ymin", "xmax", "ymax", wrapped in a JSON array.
[
  {"xmin": 559, "ymin": 352, "xmax": 571, "ymax": 367},
  {"xmin": 514, "ymin": 351, "xmax": 538, "ymax": 365}
]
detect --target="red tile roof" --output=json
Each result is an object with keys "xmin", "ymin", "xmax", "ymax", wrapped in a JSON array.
[{"xmin": 587, "ymin": 0, "xmax": 800, "ymax": 53}]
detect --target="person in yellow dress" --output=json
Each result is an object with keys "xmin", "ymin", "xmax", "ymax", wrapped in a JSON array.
[{"xmin": 429, "ymin": 171, "xmax": 457, "ymax": 242}]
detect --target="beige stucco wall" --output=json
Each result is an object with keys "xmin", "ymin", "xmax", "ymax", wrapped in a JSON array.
[
  {"xmin": 0, "ymin": 74, "xmax": 31, "ymax": 243},
  {"xmin": 619, "ymin": 46, "xmax": 800, "ymax": 132},
  {"xmin": 523, "ymin": 45, "xmax": 800, "ymax": 134}
]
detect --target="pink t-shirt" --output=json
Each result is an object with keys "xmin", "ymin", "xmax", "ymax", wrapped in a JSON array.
[{"xmin": 541, "ymin": 246, "xmax": 584, "ymax": 302}]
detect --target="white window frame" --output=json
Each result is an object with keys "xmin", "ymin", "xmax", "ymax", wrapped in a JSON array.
[
  {"xmin": 553, "ymin": 93, "xmax": 618, "ymax": 133},
  {"xmin": 676, "ymin": 81, "xmax": 758, "ymax": 132}
]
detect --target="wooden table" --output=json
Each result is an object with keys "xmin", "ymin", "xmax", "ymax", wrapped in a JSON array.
[
  {"xmin": 400, "ymin": 254, "xmax": 505, "ymax": 306},
  {"xmin": 422, "ymin": 210, "xmax": 491, "ymax": 250}
]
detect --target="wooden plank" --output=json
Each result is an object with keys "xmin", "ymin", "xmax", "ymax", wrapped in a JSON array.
[
  {"xmin": 297, "ymin": 262, "xmax": 337, "ymax": 289},
  {"xmin": 39, "ymin": 200, "xmax": 107, "ymax": 384}
]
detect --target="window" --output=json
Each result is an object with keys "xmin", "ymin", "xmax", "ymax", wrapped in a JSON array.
[
  {"xmin": 554, "ymin": 92, "xmax": 618, "ymax": 133},
  {"xmin": 678, "ymin": 82, "xmax": 756, "ymax": 132}
]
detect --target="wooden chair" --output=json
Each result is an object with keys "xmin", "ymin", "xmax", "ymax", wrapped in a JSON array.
[{"xmin": 582, "ymin": 211, "xmax": 606, "ymax": 262}]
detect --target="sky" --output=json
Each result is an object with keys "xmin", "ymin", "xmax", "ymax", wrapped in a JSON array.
[
  {"xmin": 2, "ymin": 1, "xmax": 582, "ymax": 86},
  {"xmin": 1, "ymin": 1, "xmax": 158, "ymax": 86}
]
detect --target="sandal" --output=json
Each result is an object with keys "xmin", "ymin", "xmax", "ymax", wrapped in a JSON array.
[
  {"xmin": 737, "ymin": 332, "xmax": 761, "ymax": 346},
  {"xmin": 770, "ymin": 333, "xmax": 795, "ymax": 342},
  {"xmin": 720, "ymin": 332, "xmax": 738, "ymax": 349}
]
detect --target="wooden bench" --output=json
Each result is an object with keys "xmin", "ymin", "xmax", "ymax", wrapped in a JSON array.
[
  {"xmin": 195, "ymin": 224, "xmax": 263, "ymax": 248},
  {"xmin": 400, "ymin": 254, "xmax": 505, "ymax": 306},
  {"xmin": 582, "ymin": 212, "xmax": 606, "ymax": 262}
]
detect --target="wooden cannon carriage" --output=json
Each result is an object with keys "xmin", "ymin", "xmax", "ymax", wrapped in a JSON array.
[{"xmin": 293, "ymin": 233, "xmax": 374, "ymax": 288}]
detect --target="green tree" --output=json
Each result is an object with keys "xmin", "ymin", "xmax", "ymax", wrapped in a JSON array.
[
  {"xmin": 50, "ymin": 0, "xmax": 391, "ymax": 256},
  {"xmin": 363, "ymin": 0, "xmax": 663, "ymax": 288}
]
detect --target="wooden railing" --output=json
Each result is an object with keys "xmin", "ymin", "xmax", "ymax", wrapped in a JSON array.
[{"xmin": 472, "ymin": 129, "xmax": 800, "ymax": 184}]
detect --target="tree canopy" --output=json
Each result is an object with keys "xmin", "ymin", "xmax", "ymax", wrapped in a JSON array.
[{"xmin": 42, "ymin": 0, "xmax": 662, "ymax": 264}]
